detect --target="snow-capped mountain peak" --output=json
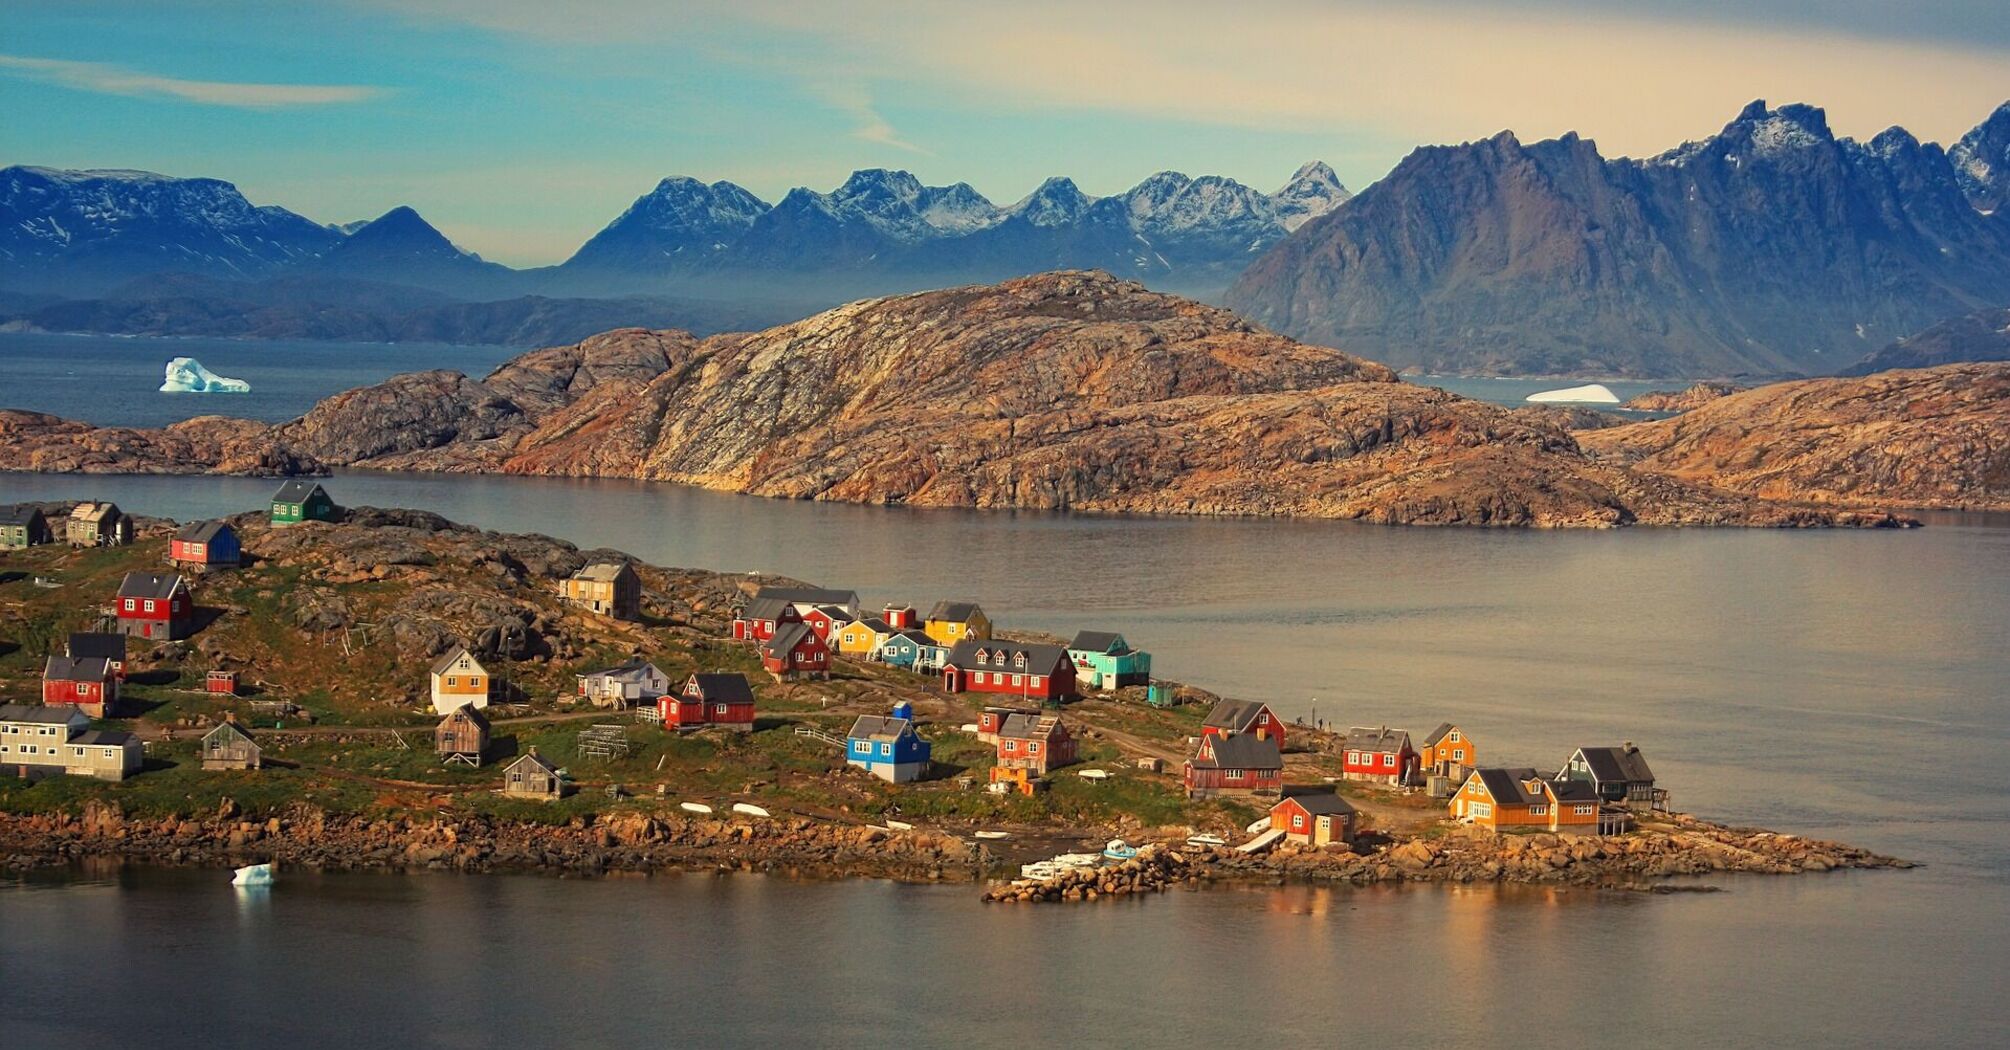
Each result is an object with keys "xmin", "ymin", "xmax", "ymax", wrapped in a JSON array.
[{"xmin": 1011, "ymin": 177, "xmax": 1098, "ymax": 227}]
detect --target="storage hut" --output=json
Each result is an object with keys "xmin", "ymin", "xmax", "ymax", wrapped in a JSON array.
[
  {"xmin": 500, "ymin": 749, "xmax": 565, "ymax": 799},
  {"xmin": 435, "ymin": 703, "xmax": 491, "ymax": 765},
  {"xmin": 200, "ymin": 717, "xmax": 262, "ymax": 771}
]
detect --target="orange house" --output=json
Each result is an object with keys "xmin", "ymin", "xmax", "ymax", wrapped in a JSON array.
[
  {"xmin": 1449, "ymin": 768, "xmax": 1603, "ymax": 835},
  {"xmin": 1420, "ymin": 723, "xmax": 1477, "ymax": 776}
]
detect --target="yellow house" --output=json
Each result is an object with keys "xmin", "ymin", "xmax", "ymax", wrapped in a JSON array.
[
  {"xmin": 924, "ymin": 601, "xmax": 991, "ymax": 647},
  {"xmin": 429, "ymin": 645, "xmax": 491, "ymax": 715},
  {"xmin": 835, "ymin": 617, "xmax": 895, "ymax": 657}
]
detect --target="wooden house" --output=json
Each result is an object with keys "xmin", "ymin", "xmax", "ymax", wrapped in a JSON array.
[
  {"xmin": 877, "ymin": 629, "xmax": 948, "ymax": 672},
  {"xmin": 1270, "ymin": 791, "xmax": 1358, "ymax": 847},
  {"xmin": 994, "ymin": 712, "xmax": 1076, "ymax": 776},
  {"xmin": 1067, "ymin": 630, "xmax": 1152, "ymax": 691},
  {"xmin": 1342, "ymin": 727, "xmax": 1418, "ymax": 786},
  {"xmin": 1558, "ymin": 744, "xmax": 1663, "ymax": 809},
  {"xmin": 435, "ymin": 703, "xmax": 491, "ymax": 764},
  {"xmin": 270, "ymin": 481, "xmax": 337, "ymax": 526},
  {"xmin": 1420, "ymin": 723, "xmax": 1477, "ymax": 777},
  {"xmin": 67, "ymin": 502, "xmax": 132, "ymax": 547},
  {"xmin": 200, "ymin": 717, "xmax": 262, "ymax": 771},
  {"xmin": 0, "ymin": 504, "xmax": 53, "ymax": 549},
  {"xmin": 799, "ymin": 604, "xmax": 853, "ymax": 644},
  {"xmin": 1183, "ymin": 732, "xmax": 1283, "ymax": 799},
  {"xmin": 923, "ymin": 601, "xmax": 991, "ymax": 647},
  {"xmin": 845, "ymin": 714, "xmax": 930, "ymax": 782},
  {"xmin": 975, "ymin": 705, "xmax": 1038, "ymax": 745},
  {"xmin": 1201, "ymin": 699, "xmax": 1282, "ymax": 750},
  {"xmin": 834, "ymin": 616, "xmax": 896, "ymax": 658},
  {"xmin": 732, "ymin": 597, "xmax": 801, "ymax": 642},
  {"xmin": 42, "ymin": 656, "xmax": 117, "ymax": 717},
  {"xmin": 661, "ymin": 673, "xmax": 757, "ymax": 732},
  {"xmin": 575, "ymin": 659, "xmax": 670, "ymax": 707},
  {"xmin": 561, "ymin": 561, "xmax": 641, "ymax": 620},
  {"xmin": 429, "ymin": 645, "xmax": 491, "ymax": 715},
  {"xmin": 66, "ymin": 632, "xmax": 127, "ymax": 681},
  {"xmin": 942, "ymin": 640, "xmax": 1075, "ymax": 703},
  {"xmin": 499, "ymin": 749, "xmax": 565, "ymax": 799},
  {"xmin": 115, "ymin": 572, "xmax": 195, "ymax": 640},
  {"xmin": 170, "ymin": 520, "xmax": 241, "ymax": 569},
  {"xmin": 760, "ymin": 622, "xmax": 830, "ymax": 681},
  {"xmin": 754, "ymin": 586, "xmax": 862, "ymax": 618},
  {"xmin": 1450, "ymin": 768, "xmax": 1609, "ymax": 835}
]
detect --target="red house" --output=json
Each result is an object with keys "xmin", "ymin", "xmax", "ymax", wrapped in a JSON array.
[
  {"xmin": 43, "ymin": 655, "xmax": 118, "ymax": 717},
  {"xmin": 995, "ymin": 712, "xmax": 1077, "ymax": 776},
  {"xmin": 661, "ymin": 673, "xmax": 757, "ymax": 732},
  {"xmin": 169, "ymin": 520, "xmax": 241, "ymax": 568},
  {"xmin": 732, "ymin": 597, "xmax": 801, "ymax": 643},
  {"xmin": 1200, "ymin": 699, "xmax": 1283, "ymax": 751},
  {"xmin": 942, "ymin": 640, "xmax": 1076, "ymax": 703},
  {"xmin": 1342, "ymin": 727, "xmax": 1418, "ymax": 786},
  {"xmin": 115, "ymin": 572, "xmax": 195, "ymax": 640},
  {"xmin": 1183, "ymin": 732, "xmax": 1283, "ymax": 798},
  {"xmin": 881, "ymin": 604, "xmax": 919, "ymax": 630},
  {"xmin": 798, "ymin": 604, "xmax": 852, "ymax": 645},
  {"xmin": 760, "ymin": 622, "xmax": 830, "ymax": 681}
]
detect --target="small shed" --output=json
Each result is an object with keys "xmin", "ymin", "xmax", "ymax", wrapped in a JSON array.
[
  {"xmin": 1, "ymin": 504, "xmax": 53, "ymax": 549},
  {"xmin": 436, "ymin": 703, "xmax": 491, "ymax": 765},
  {"xmin": 500, "ymin": 748, "xmax": 564, "ymax": 799},
  {"xmin": 206, "ymin": 670, "xmax": 239, "ymax": 695},
  {"xmin": 1270, "ymin": 790, "xmax": 1358, "ymax": 847},
  {"xmin": 270, "ymin": 481, "xmax": 337, "ymax": 527},
  {"xmin": 201, "ymin": 717, "xmax": 261, "ymax": 771}
]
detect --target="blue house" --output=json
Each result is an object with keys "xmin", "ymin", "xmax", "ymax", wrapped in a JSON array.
[
  {"xmin": 1067, "ymin": 630, "xmax": 1152, "ymax": 691},
  {"xmin": 846, "ymin": 713, "xmax": 931, "ymax": 783},
  {"xmin": 878, "ymin": 630, "xmax": 951, "ymax": 673}
]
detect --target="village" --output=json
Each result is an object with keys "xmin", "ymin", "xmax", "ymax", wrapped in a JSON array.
[{"xmin": 1, "ymin": 490, "xmax": 1892, "ymax": 896}]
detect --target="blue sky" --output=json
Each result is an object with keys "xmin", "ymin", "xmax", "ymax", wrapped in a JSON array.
[{"xmin": 4, "ymin": 0, "xmax": 2006, "ymax": 266}]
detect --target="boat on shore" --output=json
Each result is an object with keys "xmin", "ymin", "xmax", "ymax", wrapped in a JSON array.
[{"xmin": 1103, "ymin": 839, "xmax": 1139, "ymax": 861}]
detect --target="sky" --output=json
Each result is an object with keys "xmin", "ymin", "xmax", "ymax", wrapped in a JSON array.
[{"xmin": 3, "ymin": 0, "xmax": 2006, "ymax": 266}]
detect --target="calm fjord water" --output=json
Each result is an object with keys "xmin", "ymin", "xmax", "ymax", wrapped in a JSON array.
[{"xmin": 1, "ymin": 338, "xmax": 2006, "ymax": 1046}]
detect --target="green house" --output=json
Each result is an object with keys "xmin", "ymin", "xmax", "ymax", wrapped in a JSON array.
[
  {"xmin": 1, "ymin": 504, "xmax": 53, "ymax": 549},
  {"xmin": 1066, "ymin": 630, "xmax": 1152, "ymax": 692},
  {"xmin": 270, "ymin": 481, "xmax": 337, "ymax": 526}
]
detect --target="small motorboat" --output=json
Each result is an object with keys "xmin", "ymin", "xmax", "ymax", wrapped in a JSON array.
[
  {"xmin": 885, "ymin": 819, "xmax": 914, "ymax": 831},
  {"xmin": 1077, "ymin": 769, "xmax": 1110, "ymax": 780},
  {"xmin": 679, "ymin": 802, "xmax": 714, "ymax": 815},
  {"xmin": 1245, "ymin": 817, "xmax": 1272, "ymax": 834},
  {"xmin": 231, "ymin": 863, "xmax": 274, "ymax": 887},
  {"xmin": 1052, "ymin": 853, "xmax": 1103, "ymax": 869},
  {"xmin": 1185, "ymin": 834, "xmax": 1227, "ymax": 848},
  {"xmin": 1102, "ymin": 838, "xmax": 1139, "ymax": 861},
  {"xmin": 973, "ymin": 830, "xmax": 1009, "ymax": 840},
  {"xmin": 730, "ymin": 803, "xmax": 770, "ymax": 818}
]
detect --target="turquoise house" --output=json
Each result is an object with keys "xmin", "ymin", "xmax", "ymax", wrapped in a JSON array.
[
  {"xmin": 879, "ymin": 630, "xmax": 951, "ymax": 673},
  {"xmin": 1067, "ymin": 630, "xmax": 1152, "ymax": 691}
]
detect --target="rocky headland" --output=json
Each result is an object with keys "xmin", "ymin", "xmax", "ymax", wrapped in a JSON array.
[{"xmin": 1623, "ymin": 381, "xmax": 1747, "ymax": 413}]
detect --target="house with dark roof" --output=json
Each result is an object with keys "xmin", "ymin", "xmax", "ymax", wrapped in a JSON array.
[
  {"xmin": 835, "ymin": 616, "xmax": 898, "ymax": 658},
  {"xmin": 66, "ymin": 632, "xmax": 127, "ymax": 681},
  {"xmin": 754, "ymin": 586, "xmax": 861, "ymax": 617},
  {"xmin": 561, "ymin": 561, "xmax": 641, "ymax": 620},
  {"xmin": 42, "ymin": 655, "xmax": 117, "ymax": 717},
  {"xmin": 1450, "ymin": 767, "xmax": 1612, "ymax": 834},
  {"xmin": 1342, "ymin": 727, "xmax": 1417, "ymax": 786},
  {"xmin": 662, "ymin": 673, "xmax": 757, "ymax": 731},
  {"xmin": 1067, "ymin": 630, "xmax": 1151, "ymax": 691},
  {"xmin": 993, "ymin": 713, "xmax": 1076, "ymax": 776},
  {"xmin": 1270, "ymin": 790, "xmax": 1359, "ymax": 846},
  {"xmin": 732, "ymin": 596, "xmax": 802, "ymax": 642},
  {"xmin": 114, "ymin": 571, "xmax": 195, "ymax": 640},
  {"xmin": 1420, "ymin": 723, "xmax": 1478, "ymax": 777},
  {"xmin": 799, "ymin": 604, "xmax": 855, "ymax": 644},
  {"xmin": 760, "ymin": 622, "xmax": 830, "ymax": 681},
  {"xmin": 943, "ymin": 639, "xmax": 1075, "ymax": 703},
  {"xmin": 201, "ymin": 717, "xmax": 262, "ymax": 771},
  {"xmin": 1558, "ymin": 745, "xmax": 1662, "ymax": 809},
  {"xmin": 846, "ymin": 714, "xmax": 930, "ymax": 782},
  {"xmin": 270, "ymin": 481, "xmax": 336, "ymax": 526},
  {"xmin": 923, "ymin": 601, "xmax": 991, "ymax": 648},
  {"xmin": 1202, "ymin": 699, "xmax": 1282, "ymax": 751},
  {"xmin": 171, "ymin": 520, "xmax": 241, "ymax": 568},
  {"xmin": 0, "ymin": 504, "xmax": 53, "ymax": 549},
  {"xmin": 0, "ymin": 704, "xmax": 137, "ymax": 780},
  {"xmin": 877, "ymin": 629, "xmax": 949, "ymax": 673},
  {"xmin": 1183, "ymin": 732, "xmax": 1284, "ymax": 798}
]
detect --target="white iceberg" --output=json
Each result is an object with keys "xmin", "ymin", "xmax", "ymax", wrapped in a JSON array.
[
  {"xmin": 160, "ymin": 357, "xmax": 250, "ymax": 393},
  {"xmin": 1525, "ymin": 383, "xmax": 1619, "ymax": 404}
]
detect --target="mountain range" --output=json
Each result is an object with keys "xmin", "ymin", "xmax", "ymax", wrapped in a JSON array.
[{"xmin": 1227, "ymin": 101, "xmax": 2010, "ymax": 378}]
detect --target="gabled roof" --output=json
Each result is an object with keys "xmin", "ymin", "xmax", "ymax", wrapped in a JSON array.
[
  {"xmin": 429, "ymin": 645, "xmax": 484, "ymax": 677},
  {"xmin": 1204, "ymin": 699, "xmax": 1270, "ymax": 733},
  {"xmin": 845, "ymin": 617, "xmax": 893, "ymax": 636},
  {"xmin": 71, "ymin": 501, "xmax": 120, "ymax": 523},
  {"xmin": 1573, "ymin": 746, "xmax": 1655, "ymax": 786},
  {"xmin": 174, "ymin": 519, "xmax": 232, "ymax": 543},
  {"xmin": 1277, "ymin": 791, "xmax": 1356, "ymax": 817},
  {"xmin": 1423, "ymin": 722, "xmax": 1455, "ymax": 747},
  {"xmin": 1471, "ymin": 768, "xmax": 1534, "ymax": 805},
  {"xmin": 927, "ymin": 600, "xmax": 984, "ymax": 623},
  {"xmin": 883, "ymin": 629, "xmax": 934, "ymax": 648},
  {"xmin": 203, "ymin": 720, "xmax": 257, "ymax": 746},
  {"xmin": 44, "ymin": 655, "xmax": 113, "ymax": 682},
  {"xmin": 0, "ymin": 703, "xmax": 88, "ymax": 725},
  {"xmin": 762, "ymin": 621, "xmax": 817, "ymax": 657},
  {"xmin": 116, "ymin": 571, "xmax": 187, "ymax": 601},
  {"xmin": 756, "ymin": 586, "xmax": 858, "ymax": 607},
  {"xmin": 1344, "ymin": 727, "xmax": 1412, "ymax": 754},
  {"xmin": 440, "ymin": 702, "xmax": 491, "ymax": 730},
  {"xmin": 504, "ymin": 751, "xmax": 560, "ymax": 776},
  {"xmin": 1545, "ymin": 777, "xmax": 1601, "ymax": 803},
  {"xmin": 66, "ymin": 632, "xmax": 126, "ymax": 660},
  {"xmin": 577, "ymin": 659, "xmax": 665, "ymax": 684},
  {"xmin": 1, "ymin": 503, "xmax": 47, "ymax": 526},
  {"xmin": 739, "ymin": 596, "xmax": 795, "ymax": 622},
  {"xmin": 997, "ymin": 713, "xmax": 1066, "ymax": 740},
  {"xmin": 947, "ymin": 638, "xmax": 1068, "ymax": 675},
  {"xmin": 572, "ymin": 561, "xmax": 634, "ymax": 581},
  {"xmin": 73, "ymin": 729, "xmax": 136, "ymax": 747},
  {"xmin": 1067, "ymin": 630, "xmax": 1130, "ymax": 654},
  {"xmin": 847, "ymin": 715, "xmax": 914, "ymax": 742},
  {"xmin": 808, "ymin": 604, "xmax": 854, "ymax": 622},
  {"xmin": 685, "ymin": 673, "xmax": 755, "ymax": 704},
  {"xmin": 272, "ymin": 480, "xmax": 327, "ymax": 502},
  {"xmin": 1190, "ymin": 733, "xmax": 1283, "ymax": 771}
]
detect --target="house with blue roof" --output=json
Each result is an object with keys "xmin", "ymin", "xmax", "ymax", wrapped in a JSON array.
[{"xmin": 846, "ymin": 713, "xmax": 931, "ymax": 783}]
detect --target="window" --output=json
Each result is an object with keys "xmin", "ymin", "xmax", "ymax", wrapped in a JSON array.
[
  {"xmin": 21, "ymin": 745, "xmax": 36, "ymax": 755},
  {"xmin": 714, "ymin": 705, "xmax": 727, "ymax": 716},
  {"xmin": 1470, "ymin": 802, "xmax": 1492, "ymax": 818},
  {"xmin": 1449, "ymin": 731, "xmax": 1461, "ymax": 742},
  {"xmin": 70, "ymin": 746, "xmax": 83, "ymax": 758},
  {"xmin": 446, "ymin": 676, "xmax": 457, "ymax": 687},
  {"xmin": 101, "ymin": 748, "xmax": 116, "ymax": 759},
  {"xmin": 1575, "ymin": 804, "xmax": 1594, "ymax": 815},
  {"xmin": 1226, "ymin": 768, "xmax": 1244, "ymax": 778},
  {"xmin": 879, "ymin": 742, "xmax": 892, "ymax": 757},
  {"xmin": 1530, "ymin": 804, "xmax": 1547, "ymax": 816},
  {"xmin": 1453, "ymin": 749, "xmax": 1464, "ymax": 761},
  {"xmin": 1292, "ymin": 814, "xmax": 1305, "ymax": 829},
  {"xmin": 1011, "ymin": 675, "xmax": 1023, "ymax": 687},
  {"xmin": 123, "ymin": 598, "xmax": 136, "ymax": 611},
  {"xmin": 1345, "ymin": 750, "xmax": 1357, "ymax": 764},
  {"xmin": 1382, "ymin": 753, "xmax": 1395, "ymax": 767},
  {"xmin": 1029, "ymin": 742, "xmax": 1041, "ymax": 755},
  {"xmin": 1030, "ymin": 676, "xmax": 1043, "ymax": 689}
]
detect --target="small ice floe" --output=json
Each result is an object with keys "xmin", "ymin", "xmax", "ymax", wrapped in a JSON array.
[
  {"xmin": 1524, "ymin": 383, "xmax": 1619, "ymax": 404},
  {"xmin": 231, "ymin": 862, "xmax": 274, "ymax": 887},
  {"xmin": 160, "ymin": 357, "xmax": 250, "ymax": 393}
]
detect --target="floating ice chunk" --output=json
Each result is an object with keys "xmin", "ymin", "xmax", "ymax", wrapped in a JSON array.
[
  {"xmin": 1525, "ymin": 383, "xmax": 1619, "ymax": 404},
  {"xmin": 160, "ymin": 357, "xmax": 250, "ymax": 393}
]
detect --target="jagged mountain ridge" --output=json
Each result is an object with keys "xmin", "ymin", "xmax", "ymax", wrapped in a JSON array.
[{"xmin": 1226, "ymin": 100, "xmax": 2010, "ymax": 379}]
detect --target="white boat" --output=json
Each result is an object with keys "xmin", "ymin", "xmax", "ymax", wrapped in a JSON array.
[
  {"xmin": 1245, "ymin": 817, "xmax": 1272, "ymax": 834},
  {"xmin": 1102, "ymin": 838, "xmax": 1139, "ymax": 861},
  {"xmin": 885, "ymin": 819, "xmax": 914, "ymax": 831},
  {"xmin": 1020, "ymin": 861, "xmax": 1069, "ymax": 879},
  {"xmin": 973, "ymin": 830, "xmax": 1009, "ymax": 840},
  {"xmin": 959, "ymin": 723, "xmax": 980, "ymax": 733},
  {"xmin": 1524, "ymin": 382, "xmax": 1620, "ymax": 404},
  {"xmin": 231, "ymin": 863, "xmax": 274, "ymax": 887},
  {"xmin": 679, "ymin": 802, "xmax": 714, "ymax": 815},
  {"xmin": 1077, "ymin": 768, "xmax": 1110, "ymax": 780},
  {"xmin": 1186, "ymin": 834, "xmax": 1227, "ymax": 848},
  {"xmin": 1052, "ymin": 853, "xmax": 1102, "ymax": 868},
  {"xmin": 730, "ymin": 803, "xmax": 770, "ymax": 818}
]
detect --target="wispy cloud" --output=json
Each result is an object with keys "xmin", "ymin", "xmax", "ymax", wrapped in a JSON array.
[
  {"xmin": 813, "ymin": 82, "xmax": 931, "ymax": 154},
  {"xmin": 0, "ymin": 54, "xmax": 383, "ymax": 109}
]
